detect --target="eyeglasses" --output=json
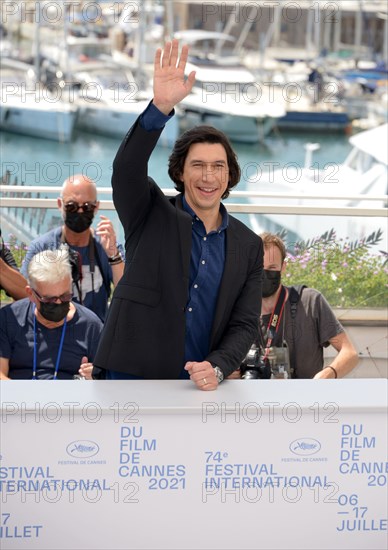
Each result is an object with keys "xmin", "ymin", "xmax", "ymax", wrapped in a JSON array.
[
  {"xmin": 32, "ymin": 288, "xmax": 73, "ymax": 304},
  {"xmin": 63, "ymin": 201, "xmax": 97, "ymax": 214}
]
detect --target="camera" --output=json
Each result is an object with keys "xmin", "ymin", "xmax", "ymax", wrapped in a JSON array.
[
  {"xmin": 66, "ymin": 246, "xmax": 82, "ymax": 284},
  {"xmin": 241, "ymin": 343, "xmax": 292, "ymax": 380},
  {"xmin": 63, "ymin": 243, "xmax": 83, "ymax": 303},
  {"xmin": 268, "ymin": 344, "xmax": 292, "ymax": 379},
  {"xmin": 240, "ymin": 346, "xmax": 272, "ymax": 379}
]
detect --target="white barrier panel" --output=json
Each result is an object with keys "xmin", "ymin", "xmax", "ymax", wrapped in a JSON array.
[{"xmin": 0, "ymin": 380, "xmax": 387, "ymax": 550}]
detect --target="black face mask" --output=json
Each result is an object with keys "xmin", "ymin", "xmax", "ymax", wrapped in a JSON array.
[
  {"xmin": 64, "ymin": 211, "xmax": 94, "ymax": 233},
  {"xmin": 262, "ymin": 270, "xmax": 281, "ymax": 298},
  {"xmin": 39, "ymin": 301, "xmax": 70, "ymax": 323}
]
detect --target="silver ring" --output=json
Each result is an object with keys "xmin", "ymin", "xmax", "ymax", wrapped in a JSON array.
[{"xmin": 203, "ymin": 378, "xmax": 207, "ymax": 385}]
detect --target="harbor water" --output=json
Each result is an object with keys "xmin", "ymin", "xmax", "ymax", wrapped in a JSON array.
[{"xmin": 0, "ymin": 123, "xmax": 356, "ymax": 246}]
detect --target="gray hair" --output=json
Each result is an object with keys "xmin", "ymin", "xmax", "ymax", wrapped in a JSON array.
[{"xmin": 27, "ymin": 245, "xmax": 72, "ymax": 287}]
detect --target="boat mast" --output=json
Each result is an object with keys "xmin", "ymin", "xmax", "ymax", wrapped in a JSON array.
[
  {"xmin": 62, "ymin": 0, "xmax": 68, "ymax": 77},
  {"xmin": 134, "ymin": 0, "xmax": 145, "ymax": 86},
  {"xmin": 33, "ymin": 1, "xmax": 41, "ymax": 81}
]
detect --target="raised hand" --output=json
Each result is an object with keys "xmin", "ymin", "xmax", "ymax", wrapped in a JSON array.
[
  {"xmin": 153, "ymin": 39, "xmax": 196, "ymax": 115},
  {"xmin": 95, "ymin": 214, "xmax": 117, "ymax": 257}
]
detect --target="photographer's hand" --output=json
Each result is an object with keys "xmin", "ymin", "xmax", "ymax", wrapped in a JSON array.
[
  {"xmin": 226, "ymin": 368, "xmax": 241, "ymax": 379},
  {"xmin": 95, "ymin": 215, "xmax": 117, "ymax": 257},
  {"xmin": 79, "ymin": 356, "xmax": 93, "ymax": 380},
  {"xmin": 185, "ymin": 360, "xmax": 218, "ymax": 391},
  {"xmin": 95, "ymin": 215, "xmax": 124, "ymax": 285}
]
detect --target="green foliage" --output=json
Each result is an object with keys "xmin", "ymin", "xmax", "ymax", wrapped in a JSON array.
[
  {"xmin": 0, "ymin": 236, "xmax": 28, "ymax": 305},
  {"xmin": 3, "ymin": 234, "xmax": 28, "ymax": 268},
  {"xmin": 284, "ymin": 229, "xmax": 388, "ymax": 308},
  {"xmin": 2, "ymin": 231, "xmax": 388, "ymax": 309}
]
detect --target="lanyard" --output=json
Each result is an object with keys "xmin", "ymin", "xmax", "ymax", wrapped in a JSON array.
[
  {"xmin": 32, "ymin": 306, "xmax": 67, "ymax": 380},
  {"xmin": 263, "ymin": 285, "xmax": 288, "ymax": 360}
]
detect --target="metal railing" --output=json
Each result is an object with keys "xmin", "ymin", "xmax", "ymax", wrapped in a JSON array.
[{"xmin": 1, "ymin": 186, "xmax": 387, "ymax": 218}]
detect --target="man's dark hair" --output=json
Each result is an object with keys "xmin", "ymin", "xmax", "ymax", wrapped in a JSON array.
[{"xmin": 168, "ymin": 125, "xmax": 241, "ymax": 199}]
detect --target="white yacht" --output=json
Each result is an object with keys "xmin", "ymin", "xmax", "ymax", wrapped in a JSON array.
[
  {"xmin": 246, "ymin": 123, "xmax": 388, "ymax": 246},
  {"xmin": 72, "ymin": 63, "xmax": 178, "ymax": 147},
  {"xmin": 0, "ymin": 59, "xmax": 78, "ymax": 142},
  {"xmin": 174, "ymin": 31, "xmax": 286, "ymax": 143},
  {"xmin": 40, "ymin": 34, "xmax": 115, "ymax": 73},
  {"xmin": 40, "ymin": 33, "xmax": 178, "ymax": 147}
]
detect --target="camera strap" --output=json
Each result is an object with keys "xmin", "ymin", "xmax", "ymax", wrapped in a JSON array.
[
  {"xmin": 60, "ymin": 230, "xmax": 111, "ymax": 308},
  {"xmin": 60, "ymin": 230, "xmax": 83, "ymax": 304},
  {"xmin": 91, "ymin": 237, "xmax": 111, "ymax": 298},
  {"xmin": 288, "ymin": 285, "xmax": 306, "ymax": 378},
  {"xmin": 87, "ymin": 235, "xmax": 111, "ymax": 308},
  {"xmin": 262, "ymin": 285, "xmax": 288, "ymax": 360}
]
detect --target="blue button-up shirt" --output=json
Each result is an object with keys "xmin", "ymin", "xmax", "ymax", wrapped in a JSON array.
[{"xmin": 181, "ymin": 196, "xmax": 228, "ymax": 377}]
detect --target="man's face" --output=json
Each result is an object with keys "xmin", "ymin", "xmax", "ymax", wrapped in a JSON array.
[
  {"xmin": 28, "ymin": 276, "xmax": 73, "ymax": 323},
  {"xmin": 58, "ymin": 178, "xmax": 99, "ymax": 220},
  {"xmin": 180, "ymin": 142, "xmax": 229, "ymax": 217},
  {"xmin": 58, "ymin": 178, "xmax": 99, "ymax": 233},
  {"xmin": 264, "ymin": 244, "xmax": 284, "ymax": 271},
  {"xmin": 262, "ymin": 244, "xmax": 285, "ymax": 298},
  {"xmin": 28, "ymin": 278, "xmax": 73, "ymax": 307}
]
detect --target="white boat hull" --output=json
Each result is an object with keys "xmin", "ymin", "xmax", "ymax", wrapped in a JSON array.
[
  {"xmin": 179, "ymin": 108, "xmax": 277, "ymax": 144},
  {"xmin": 0, "ymin": 101, "xmax": 77, "ymax": 142},
  {"xmin": 76, "ymin": 102, "xmax": 179, "ymax": 147},
  {"xmin": 178, "ymin": 88, "xmax": 285, "ymax": 143},
  {"xmin": 246, "ymin": 124, "xmax": 388, "ymax": 248}
]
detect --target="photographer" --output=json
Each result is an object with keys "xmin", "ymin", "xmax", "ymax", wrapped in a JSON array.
[
  {"xmin": 0, "ymin": 246, "xmax": 103, "ymax": 380},
  {"xmin": 21, "ymin": 175, "xmax": 124, "ymax": 322},
  {"xmin": 239, "ymin": 233, "xmax": 358, "ymax": 380},
  {"xmin": 0, "ymin": 229, "xmax": 28, "ymax": 302}
]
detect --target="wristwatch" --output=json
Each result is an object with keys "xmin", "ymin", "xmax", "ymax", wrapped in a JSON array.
[
  {"xmin": 211, "ymin": 364, "xmax": 224, "ymax": 384},
  {"xmin": 108, "ymin": 250, "xmax": 123, "ymax": 265}
]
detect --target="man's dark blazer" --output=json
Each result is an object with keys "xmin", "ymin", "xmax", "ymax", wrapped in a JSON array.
[{"xmin": 93, "ymin": 119, "xmax": 263, "ymax": 379}]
